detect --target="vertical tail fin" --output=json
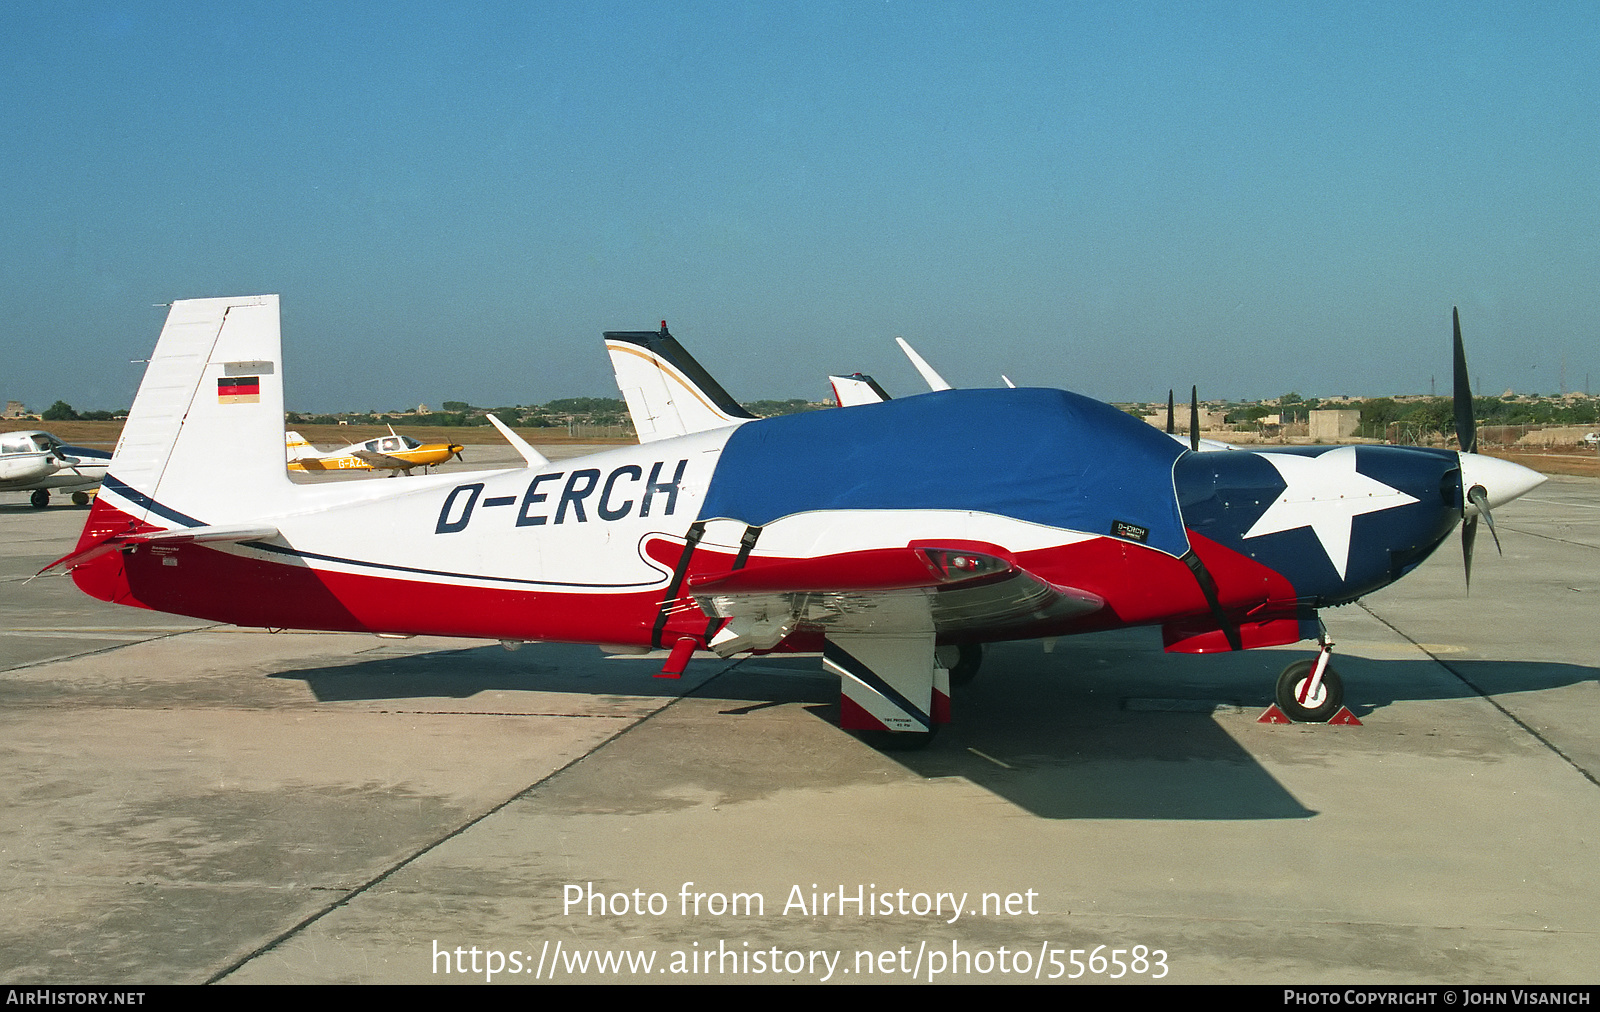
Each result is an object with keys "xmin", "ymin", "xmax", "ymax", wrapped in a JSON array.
[
  {"xmin": 828, "ymin": 373, "xmax": 892, "ymax": 407},
  {"xmin": 103, "ymin": 295, "xmax": 293, "ymax": 527},
  {"xmin": 604, "ymin": 322, "xmax": 755, "ymax": 443}
]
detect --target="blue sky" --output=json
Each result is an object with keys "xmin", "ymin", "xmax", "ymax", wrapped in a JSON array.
[{"xmin": 2, "ymin": 2, "xmax": 1595, "ymax": 413}]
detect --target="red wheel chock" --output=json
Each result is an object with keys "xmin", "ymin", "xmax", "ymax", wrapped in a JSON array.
[{"xmin": 1257, "ymin": 704, "xmax": 1363, "ymax": 725}]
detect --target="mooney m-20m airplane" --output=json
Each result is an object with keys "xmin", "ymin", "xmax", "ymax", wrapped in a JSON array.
[
  {"xmin": 286, "ymin": 429, "xmax": 464, "ymax": 476},
  {"xmin": 47, "ymin": 297, "xmax": 1543, "ymax": 743},
  {"xmin": 2, "ymin": 430, "xmax": 110, "ymax": 507}
]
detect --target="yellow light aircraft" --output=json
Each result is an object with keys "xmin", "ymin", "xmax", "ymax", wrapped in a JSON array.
[{"xmin": 285, "ymin": 428, "xmax": 464, "ymax": 476}]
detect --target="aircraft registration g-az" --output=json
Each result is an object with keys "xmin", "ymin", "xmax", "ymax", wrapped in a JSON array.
[{"xmin": 48, "ymin": 296, "xmax": 1544, "ymax": 745}]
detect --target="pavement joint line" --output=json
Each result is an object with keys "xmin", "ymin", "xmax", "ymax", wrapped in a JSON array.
[
  {"xmin": 204, "ymin": 655, "xmax": 742, "ymax": 985},
  {"xmin": 1358, "ymin": 602, "xmax": 1600, "ymax": 792},
  {"xmin": 0, "ymin": 624, "xmax": 223, "ymax": 675},
  {"xmin": 0, "ymin": 705, "xmax": 657, "ymax": 718},
  {"xmin": 1518, "ymin": 497, "xmax": 1600, "ymax": 509},
  {"xmin": 1029, "ymin": 910, "xmax": 1597, "ymax": 934},
  {"xmin": 1497, "ymin": 526, "xmax": 1600, "ymax": 552}
]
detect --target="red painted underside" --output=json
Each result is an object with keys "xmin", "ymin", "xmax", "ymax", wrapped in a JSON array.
[{"xmin": 71, "ymin": 499, "xmax": 1305, "ymax": 651}]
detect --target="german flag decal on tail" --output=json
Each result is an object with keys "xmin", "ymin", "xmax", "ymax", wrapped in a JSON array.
[{"xmin": 217, "ymin": 376, "xmax": 260, "ymax": 404}]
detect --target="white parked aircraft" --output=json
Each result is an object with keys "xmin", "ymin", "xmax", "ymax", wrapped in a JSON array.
[
  {"xmin": 44, "ymin": 297, "xmax": 1542, "ymax": 742},
  {"xmin": 1, "ymin": 429, "xmax": 110, "ymax": 507}
]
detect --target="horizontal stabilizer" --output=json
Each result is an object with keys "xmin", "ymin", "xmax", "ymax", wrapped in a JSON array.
[{"xmin": 38, "ymin": 523, "xmax": 280, "ymax": 575}]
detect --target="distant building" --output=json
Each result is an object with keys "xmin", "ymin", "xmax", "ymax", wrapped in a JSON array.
[
  {"xmin": 3, "ymin": 400, "xmax": 29, "ymax": 419},
  {"xmin": 1140, "ymin": 408, "xmax": 1226, "ymax": 433},
  {"xmin": 417, "ymin": 404, "xmax": 431, "ymax": 415},
  {"xmin": 1310, "ymin": 409, "xmax": 1360, "ymax": 441}
]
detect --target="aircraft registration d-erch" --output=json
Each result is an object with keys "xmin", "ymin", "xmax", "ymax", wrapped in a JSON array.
[
  {"xmin": 2, "ymin": 429, "xmax": 111, "ymax": 508},
  {"xmin": 45, "ymin": 296, "xmax": 1544, "ymax": 744}
]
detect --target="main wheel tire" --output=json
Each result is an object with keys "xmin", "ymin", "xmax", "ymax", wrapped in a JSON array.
[
  {"xmin": 30, "ymin": 489, "xmax": 49, "ymax": 508},
  {"xmin": 71, "ymin": 491, "xmax": 89, "ymax": 506},
  {"xmin": 936, "ymin": 643, "xmax": 984, "ymax": 687},
  {"xmin": 1275, "ymin": 659, "xmax": 1343, "ymax": 723}
]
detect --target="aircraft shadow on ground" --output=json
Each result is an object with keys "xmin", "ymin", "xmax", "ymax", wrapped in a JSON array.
[
  {"xmin": 1334, "ymin": 654, "xmax": 1600, "ymax": 708},
  {"xmin": 268, "ymin": 634, "xmax": 1598, "ymax": 822},
  {"xmin": 272, "ymin": 641, "xmax": 725, "ymax": 702},
  {"xmin": 0, "ymin": 503, "xmax": 93, "ymax": 515}
]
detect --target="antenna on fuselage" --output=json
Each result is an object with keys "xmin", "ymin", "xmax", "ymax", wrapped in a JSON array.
[{"xmin": 1189, "ymin": 386, "xmax": 1200, "ymax": 453}]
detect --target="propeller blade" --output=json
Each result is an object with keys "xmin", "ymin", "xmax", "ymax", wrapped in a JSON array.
[
  {"xmin": 1462, "ymin": 514, "xmax": 1478, "ymax": 593},
  {"xmin": 1189, "ymin": 386, "xmax": 1200, "ymax": 453},
  {"xmin": 1467, "ymin": 485, "xmax": 1502, "ymax": 555},
  {"xmin": 1166, "ymin": 390, "xmax": 1175, "ymax": 435},
  {"xmin": 1452, "ymin": 306, "xmax": 1476, "ymax": 453}
]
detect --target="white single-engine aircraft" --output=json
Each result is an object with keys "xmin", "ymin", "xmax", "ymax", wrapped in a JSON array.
[
  {"xmin": 2, "ymin": 429, "xmax": 111, "ymax": 507},
  {"xmin": 46, "ymin": 297, "xmax": 1543, "ymax": 744}
]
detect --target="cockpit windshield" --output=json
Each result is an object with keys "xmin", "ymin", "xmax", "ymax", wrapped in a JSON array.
[{"xmin": 0, "ymin": 432, "xmax": 59, "ymax": 455}]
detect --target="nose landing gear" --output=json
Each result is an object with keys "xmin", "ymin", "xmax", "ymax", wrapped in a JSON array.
[
  {"xmin": 1265, "ymin": 627, "xmax": 1361, "ymax": 725},
  {"xmin": 1275, "ymin": 657, "xmax": 1343, "ymax": 723}
]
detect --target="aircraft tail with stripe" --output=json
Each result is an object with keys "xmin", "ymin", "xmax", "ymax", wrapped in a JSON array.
[
  {"xmin": 604, "ymin": 322, "xmax": 756, "ymax": 443},
  {"xmin": 50, "ymin": 296, "xmax": 307, "ymax": 577}
]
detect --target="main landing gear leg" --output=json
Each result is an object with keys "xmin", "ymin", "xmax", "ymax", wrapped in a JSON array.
[{"xmin": 1272, "ymin": 625, "xmax": 1347, "ymax": 724}]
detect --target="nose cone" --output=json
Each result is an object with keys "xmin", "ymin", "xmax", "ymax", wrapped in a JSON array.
[{"xmin": 1458, "ymin": 452, "xmax": 1546, "ymax": 513}]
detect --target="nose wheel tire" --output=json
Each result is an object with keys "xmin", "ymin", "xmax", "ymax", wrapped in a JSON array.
[{"xmin": 1275, "ymin": 659, "xmax": 1343, "ymax": 723}]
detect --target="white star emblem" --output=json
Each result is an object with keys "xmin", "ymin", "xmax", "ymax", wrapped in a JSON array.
[{"xmin": 1242, "ymin": 447, "xmax": 1419, "ymax": 580}]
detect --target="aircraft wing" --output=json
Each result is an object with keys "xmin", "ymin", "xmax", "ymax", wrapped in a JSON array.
[
  {"xmin": 349, "ymin": 449, "xmax": 411, "ymax": 469},
  {"xmin": 683, "ymin": 545, "xmax": 1103, "ymax": 654}
]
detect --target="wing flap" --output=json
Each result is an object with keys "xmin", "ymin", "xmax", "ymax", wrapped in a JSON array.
[
  {"xmin": 691, "ymin": 546, "xmax": 1102, "ymax": 651},
  {"xmin": 687, "ymin": 546, "xmax": 973, "ymax": 594}
]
